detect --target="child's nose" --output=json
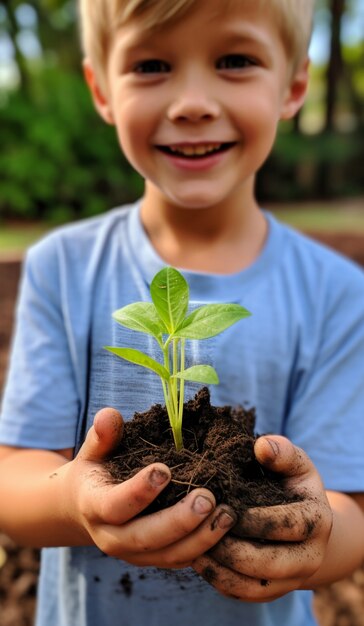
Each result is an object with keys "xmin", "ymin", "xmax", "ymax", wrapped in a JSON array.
[{"xmin": 167, "ymin": 78, "xmax": 221, "ymax": 123}]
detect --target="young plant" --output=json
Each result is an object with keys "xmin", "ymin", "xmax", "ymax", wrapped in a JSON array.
[{"xmin": 105, "ymin": 267, "xmax": 251, "ymax": 451}]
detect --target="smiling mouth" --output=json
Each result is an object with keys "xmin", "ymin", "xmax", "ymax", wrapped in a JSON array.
[{"xmin": 156, "ymin": 142, "xmax": 236, "ymax": 158}]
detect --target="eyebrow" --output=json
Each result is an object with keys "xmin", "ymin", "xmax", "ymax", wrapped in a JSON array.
[
  {"xmin": 113, "ymin": 26, "xmax": 158, "ymax": 55},
  {"xmin": 218, "ymin": 23, "xmax": 274, "ymax": 51}
]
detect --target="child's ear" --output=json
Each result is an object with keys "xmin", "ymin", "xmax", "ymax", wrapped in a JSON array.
[
  {"xmin": 83, "ymin": 59, "xmax": 114, "ymax": 125},
  {"xmin": 280, "ymin": 58, "xmax": 310, "ymax": 120}
]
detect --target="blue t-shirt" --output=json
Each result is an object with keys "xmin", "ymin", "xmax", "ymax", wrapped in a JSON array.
[{"xmin": 1, "ymin": 202, "xmax": 364, "ymax": 626}]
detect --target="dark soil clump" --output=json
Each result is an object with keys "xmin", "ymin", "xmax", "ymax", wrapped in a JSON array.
[{"xmin": 106, "ymin": 387, "xmax": 300, "ymax": 517}]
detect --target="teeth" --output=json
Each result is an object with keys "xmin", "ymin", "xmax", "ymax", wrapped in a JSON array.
[{"xmin": 169, "ymin": 143, "xmax": 222, "ymax": 157}]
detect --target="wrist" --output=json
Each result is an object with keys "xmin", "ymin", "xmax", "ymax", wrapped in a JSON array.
[
  {"xmin": 55, "ymin": 459, "xmax": 94, "ymax": 546},
  {"xmin": 301, "ymin": 491, "xmax": 364, "ymax": 589}
]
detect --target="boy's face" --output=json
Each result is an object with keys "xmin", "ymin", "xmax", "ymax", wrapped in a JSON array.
[{"xmin": 86, "ymin": 0, "xmax": 308, "ymax": 211}]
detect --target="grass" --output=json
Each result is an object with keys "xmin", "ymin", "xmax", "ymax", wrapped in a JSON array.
[
  {"xmin": 0, "ymin": 223, "xmax": 49, "ymax": 255},
  {"xmin": 0, "ymin": 199, "xmax": 363, "ymax": 255},
  {"xmin": 272, "ymin": 203, "xmax": 364, "ymax": 233}
]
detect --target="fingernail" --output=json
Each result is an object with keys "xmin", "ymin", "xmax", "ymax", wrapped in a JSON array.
[
  {"xmin": 266, "ymin": 438, "xmax": 279, "ymax": 457},
  {"xmin": 149, "ymin": 469, "xmax": 169, "ymax": 488},
  {"xmin": 192, "ymin": 495, "xmax": 214, "ymax": 515},
  {"xmin": 215, "ymin": 510, "xmax": 236, "ymax": 530}
]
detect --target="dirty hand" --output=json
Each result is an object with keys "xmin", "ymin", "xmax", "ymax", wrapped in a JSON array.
[
  {"xmin": 61, "ymin": 407, "xmax": 236, "ymax": 568},
  {"xmin": 192, "ymin": 435, "xmax": 333, "ymax": 601}
]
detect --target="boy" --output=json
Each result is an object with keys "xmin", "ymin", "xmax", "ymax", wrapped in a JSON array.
[{"xmin": 0, "ymin": 0, "xmax": 364, "ymax": 624}]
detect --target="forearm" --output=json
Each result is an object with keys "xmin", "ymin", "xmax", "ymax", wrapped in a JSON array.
[
  {"xmin": 0, "ymin": 447, "xmax": 89, "ymax": 547},
  {"xmin": 302, "ymin": 490, "xmax": 364, "ymax": 589}
]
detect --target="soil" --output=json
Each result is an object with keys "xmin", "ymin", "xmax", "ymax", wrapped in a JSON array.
[
  {"xmin": 1, "ymin": 227, "xmax": 364, "ymax": 626},
  {"xmin": 106, "ymin": 387, "xmax": 302, "ymax": 523},
  {"xmin": 0, "ymin": 533, "xmax": 39, "ymax": 626}
]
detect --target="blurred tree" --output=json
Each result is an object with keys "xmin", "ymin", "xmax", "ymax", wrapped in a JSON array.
[
  {"xmin": 1, "ymin": 0, "xmax": 81, "ymax": 85},
  {"xmin": 326, "ymin": 0, "xmax": 345, "ymax": 131},
  {"xmin": 0, "ymin": 0, "xmax": 143, "ymax": 222},
  {"xmin": 324, "ymin": 0, "xmax": 363, "ymax": 131},
  {"xmin": 257, "ymin": 0, "xmax": 363, "ymax": 201},
  {"xmin": 2, "ymin": 1, "xmax": 30, "ymax": 93}
]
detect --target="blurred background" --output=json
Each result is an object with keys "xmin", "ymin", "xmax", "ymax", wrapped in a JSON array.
[
  {"xmin": 0, "ymin": 1, "xmax": 363, "ymax": 626},
  {"xmin": 0, "ymin": 0, "xmax": 363, "ymax": 234}
]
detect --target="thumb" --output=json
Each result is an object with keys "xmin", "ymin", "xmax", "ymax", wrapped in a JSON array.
[
  {"xmin": 254, "ymin": 435, "xmax": 311, "ymax": 478},
  {"xmin": 78, "ymin": 407, "xmax": 124, "ymax": 463}
]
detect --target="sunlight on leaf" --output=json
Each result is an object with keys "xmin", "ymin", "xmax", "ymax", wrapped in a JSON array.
[
  {"xmin": 151, "ymin": 267, "xmax": 189, "ymax": 333},
  {"xmin": 104, "ymin": 346, "xmax": 170, "ymax": 380},
  {"xmin": 173, "ymin": 364, "xmax": 219, "ymax": 384},
  {"xmin": 113, "ymin": 302, "xmax": 166, "ymax": 341},
  {"xmin": 175, "ymin": 304, "xmax": 251, "ymax": 339}
]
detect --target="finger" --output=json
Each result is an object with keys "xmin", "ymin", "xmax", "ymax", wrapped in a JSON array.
[
  {"xmin": 95, "ymin": 463, "xmax": 171, "ymax": 524},
  {"xmin": 121, "ymin": 504, "xmax": 237, "ymax": 568},
  {"xmin": 193, "ymin": 554, "xmax": 303, "ymax": 603},
  {"xmin": 254, "ymin": 436, "xmax": 313, "ymax": 479},
  {"xmin": 232, "ymin": 500, "xmax": 324, "ymax": 541},
  {"xmin": 95, "ymin": 488, "xmax": 219, "ymax": 559},
  {"xmin": 78, "ymin": 408, "xmax": 124, "ymax": 463},
  {"xmin": 209, "ymin": 535, "xmax": 323, "ymax": 580}
]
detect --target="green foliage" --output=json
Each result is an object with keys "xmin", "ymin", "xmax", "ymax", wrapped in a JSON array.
[
  {"xmin": 257, "ymin": 125, "xmax": 364, "ymax": 202},
  {"xmin": 1, "ymin": 0, "xmax": 363, "ymax": 217},
  {"xmin": 0, "ymin": 68, "xmax": 143, "ymax": 222},
  {"xmin": 105, "ymin": 267, "xmax": 251, "ymax": 451}
]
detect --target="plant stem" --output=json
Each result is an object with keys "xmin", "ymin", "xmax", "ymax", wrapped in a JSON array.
[
  {"xmin": 172, "ymin": 423, "xmax": 184, "ymax": 451},
  {"xmin": 160, "ymin": 378, "xmax": 182, "ymax": 449},
  {"xmin": 178, "ymin": 339, "xmax": 186, "ymax": 430},
  {"xmin": 162, "ymin": 337, "xmax": 184, "ymax": 451},
  {"xmin": 172, "ymin": 338, "xmax": 179, "ymax": 418}
]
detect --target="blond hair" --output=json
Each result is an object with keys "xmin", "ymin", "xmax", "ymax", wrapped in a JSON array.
[{"xmin": 79, "ymin": 0, "xmax": 315, "ymax": 89}]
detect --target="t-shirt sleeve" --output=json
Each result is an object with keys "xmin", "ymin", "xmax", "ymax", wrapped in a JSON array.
[
  {"xmin": 0, "ymin": 240, "xmax": 80, "ymax": 449},
  {"xmin": 284, "ymin": 262, "xmax": 364, "ymax": 493}
]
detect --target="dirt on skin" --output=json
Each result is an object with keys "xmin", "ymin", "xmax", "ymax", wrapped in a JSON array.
[
  {"xmin": 106, "ymin": 387, "xmax": 302, "ymax": 524},
  {"xmin": 1, "ymin": 227, "xmax": 364, "ymax": 625}
]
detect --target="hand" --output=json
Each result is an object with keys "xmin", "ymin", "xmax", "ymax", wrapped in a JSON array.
[
  {"xmin": 61, "ymin": 407, "xmax": 236, "ymax": 568},
  {"xmin": 192, "ymin": 435, "xmax": 333, "ymax": 602}
]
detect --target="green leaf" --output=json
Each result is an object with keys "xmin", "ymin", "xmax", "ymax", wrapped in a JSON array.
[
  {"xmin": 150, "ymin": 267, "xmax": 189, "ymax": 333},
  {"xmin": 104, "ymin": 347, "xmax": 170, "ymax": 380},
  {"xmin": 112, "ymin": 303, "xmax": 166, "ymax": 341},
  {"xmin": 173, "ymin": 365, "xmax": 219, "ymax": 385},
  {"xmin": 175, "ymin": 304, "xmax": 251, "ymax": 339}
]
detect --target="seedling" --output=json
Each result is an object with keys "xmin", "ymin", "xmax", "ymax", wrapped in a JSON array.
[{"xmin": 105, "ymin": 267, "xmax": 251, "ymax": 451}]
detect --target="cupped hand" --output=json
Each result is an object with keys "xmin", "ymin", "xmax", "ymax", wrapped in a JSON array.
[
  {"xmin": 193, "ymin": 435, "xmax": 333, "ymax": 601},
  {"xmin": 61, "ymin": 407, "xmax": 236, "ymax": 568}
]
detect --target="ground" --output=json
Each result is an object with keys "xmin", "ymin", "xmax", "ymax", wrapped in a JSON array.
[{"xmin": 0, "ymin": 228, "xmax": 364, "ymax": 626}]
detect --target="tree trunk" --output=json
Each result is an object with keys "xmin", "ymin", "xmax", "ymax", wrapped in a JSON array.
[
  {"xmin": 3, "ymin": 2, "xmax": 30, "ymax": 95},
  {"xmin": 325, "ymin": 0, "xmax": 345, "ymax": 131}
]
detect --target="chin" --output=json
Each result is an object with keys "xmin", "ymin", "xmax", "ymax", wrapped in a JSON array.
[{"xmin": 168, "ymin": 193, "xmax": 225, "ymax": 211}]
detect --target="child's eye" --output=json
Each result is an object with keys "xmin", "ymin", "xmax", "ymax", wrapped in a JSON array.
[
  {"xmin": 134, "ymin": 59, "xmax": 170, "ymax": 74},
  {"xmin": 217, "ymin": 54, "xmax": 256, "ymax": 70}
]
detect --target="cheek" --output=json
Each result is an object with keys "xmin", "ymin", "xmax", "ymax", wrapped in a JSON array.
[
  {"xmin": 236, "ymin": 93, "xmax": 280, "ymax": 146},
  {"xmin": 112, "ymin": 102, "xmax": 153, "ymax": 168},
  {"xmin": 110, "ymin": 87, "xmax": 168, "ymax": 157}
]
